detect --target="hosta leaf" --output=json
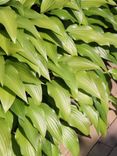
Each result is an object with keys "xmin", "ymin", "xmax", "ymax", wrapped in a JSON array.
[
  {"xmin": 26, "ymin": 104, "xmax": 46, "ymax": 137},
  {"xmin": 47, "ymin": 80, "xmax": 71, "ymax": 120},
  {"xmin": 0, "ymin": 56, "xmax": 5, "ymax": 85},
  {"xmin": 81, "ymin": 0, "xmax": 107, "ymax": 9},
  {"xmin": 69, "ymin": 105, "xmax": 90, "ymax": 135},
  {"xmin": 81, "ymin": 105, "xmax": 99, "ymax": 128},
  {"xmin": 48, "ymin": 61, "xmax": 78, "ymax": 98},
  {"xmin": 88, "ymin": 18, "xmax": 108, "ymax": 28},
  {"xmin": 4, "ymin": 63, "xmax": 27, "ymax": 102},
  {"xmin": 65, "ymin": 0, "xmax": 80, "ymax": 10},
  {"xmin": 13, "ymin": 53, "xmax": 40, "ymax": 76},
  {"xmin": 41, "ymin": 104, "xmax": 62, "ymax": 141},
  {"xmin": 76, "ymin": 71, "xmax": 100, "ymax": 98},
  {"xmin": 23, "ymin": 0, "xmax": 37, "ymax": 8},
  {"xmin": 77, "ymin": 91, "xmax": 93, "ymax": 105},
  {"xmin": 40, "ymin": 0, "xmax": 69, "ymax": 13},
  {"xmin": 10, "ymin": 98, "xmax": 26, "ymax": 119},
  {"xmin": 109, "ymin": 68, "xmax": 117, "ymax": 80},
  {"xmin": 94, "ymin": 100, "xmax": 107, "ymax": 123},
  {"xmin": 0, "ymin": 7, "xmax": 17, "ymax": 42},
  {"xmin": 0, "ymin": 33, "xmax": 9, "ymax": 54},
  {"xmin": 59, "ymin": 56, "xmax": 100, "ymax": 72},
  {"xmin": 85, "ymin": 7, "xmax": 117, "ymax": 31},
  {"xmin": 62, "ymin": 126, "xmax": 80, "ymax": 156},
  {"xmin": 0, "ymin": 118, "xmax": 11, "ymax": 156},
  {"xmin": 0, "ymin": 87, "xmax": 15, "ymax": 112},
  {"xmin": 13, "ymin": 62, "xmax": 41, "ymax": 85},
  {"xmin": 50, "ymin": 9, "xmax": 76, "ymax": 22},
  {"xmin": 77, "ymin": 44, "xmax": 107, "ymax": 70},
  {"xmin": 97, "ymin": 118, "xmax": 107, "ymax": 136},
  {"xmin": 27, "ymin": 35, "xmax": 47, "ymax": 60},
  {"xmin": 32, "ymin": 14, "xmax": 63, "ymax": 35},
  {"xmin": 17, "ymin": 16, "xmax": 40, "ymax": 39},
  {"xmin": 25, "ymin": 84, "xmax": 42, "ymax": 105},
  {"xmin": 15, "ymin": 129, "xmax": 36, "ymax": 156},
  {"xmin": 42, "ymin": 139, "xmax": 60, "ymax": 156},
  {"xmin": 44, "ymin": 41, "xmax": 58, "ymax": 63},
  {"xmin": 19, "ymin": 117, "xmax": 40, "ymax": 150}
]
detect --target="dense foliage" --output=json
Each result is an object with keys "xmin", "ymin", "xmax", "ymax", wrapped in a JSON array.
[{"xmin": 0, "ymin": 0, "xmax": 117, "ymax": 155}]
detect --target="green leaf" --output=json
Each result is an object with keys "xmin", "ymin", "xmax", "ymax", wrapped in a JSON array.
[
  {"xmin": 4, "ymin": 63, "xmax": 27, "ymax": 102},
  {"xmin": 42, "ymin": 139, "xmax": 60, "ymax": 156},
  {"xmin": 47, "ymin": 80, "xmax": 71, "ymax": 120},
  {"xmin": 76, "ymin": 91, "xmax": 93, "ymax": 106},
  {"xmin": 59, "ymin": 56, "xmax": 100, "ymax": 72},
  {"xmin": 15, "ymin": 129, "xmax": 36, "ymax": 156},
  {"xmin": 26, "ymin": 104, "xmax": 46, "ymax": 137},
  {"xmin": 0, "ymin": 7, "xmax": 17, "ymax": 42},
  {"xmin": 25, "ymin": 84, "xmax": 42, "ymax": 104},
  {"xmin": 0, "ymin": 56, "xmax": 5, "ymax": 86},
  {"xmin": 62, "ymin": 125, "xmax": 80, "ymax": 156},
  {"xmin": 19, "ymin": 117, "xmax": 40, "ymax": 150},
  {"xmin": 17, "ymin": 16, "xmax": 41, "ymax": 39},
  {"xmin": 0, "ymin": 118, "xmax": 12, "ymax": 156},
  {"xmin": 48, "ymin": 61, "xmax": 78, "ymax": 98},
  {"xmin": 28, "ymin": 35, "xmax": 47, "ymax": 60},
  {"xmin": 10, "ymin": 98, "xmax": 26, "ymax": 119},
  {"xmin": 41, "ymin": 104, "xmax": 62, "ymax": 141},
  {"xmin": 77, "ymin": 44, "xmax": 107, "ymax": 70},
  {"xmin": 0, "ymin": 87, "xmax": 15, "ymax": 112},
  {"xmin": 81, "ymin": 105, "xmax": 99, "ymax": 128},
  {"xmin": 40, "ymin": 0, "xmax": 69, "ymax": 13},
  {"xmin": 109, "ymin": 68, "xmax": 117, "ymax": 80},
  {"xmin": 0, "ymin": 0, "xmax": 10, "ymax": 5},
  {"xmin": 69, "ymin": 105, "xmax": 90, "ymax": 135},
  {"xmin": 81, "ymin": 0, "xmax": 107, "ymax": 9},
  {"xmin": 76, "ymin": 71, "xmax": 101, "ymax": 98},
  {"xmin": 97, "ymin": 118, "xmax": 107, "ymax": 136}
]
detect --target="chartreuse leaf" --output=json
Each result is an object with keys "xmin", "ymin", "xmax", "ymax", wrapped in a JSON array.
[
  {"xmin": 81, "ymin": 105, "xmax": 99, "ymax": 129},
  {"xmin": 19, "ymin": 117, "xmax": 40, "ymax": 150},
  {"xmin": 81, "ymin": 0, "xmax": 107, "ymax": 9},
  {"xmin": 42, "ymin": 139, "xmax": 60, "ymax": 156},
  {"xmin": 27, "ymin": 35, "xmax": 47, "ymax": 60},
  {"xmin": 40, "ymin": 0, "xmax": 69, "ymax": 13},
  {"xmin": 17, "ymin": 16, "xmax": 41, "ymax": 39},
  {"xmin": 67, "ymin": 24, "xmax": 117, "ymax": 47},
  {"xmin": 26, "ymin": 104, "xmax": 46, "ymax": 137},
  {"xmin": 59, "ymin": 55, "xmax": 100, "ymax": 72},
  {"xmin": 50, "ymin": 9, "xmax": 76, "ymax": 22},
  {"xmin": 97, "ymin": 118, "xmax": 107, "ymax": 136},
  {"xmin": 76, "ymin": 71, "xmax": 100, "ymax": 98},
  {"xmin": 85, "ymin": 7, "xmax": 117, "ymax": 31},
  {"xmin": 13, "ymin": 62, "xmax": 41, "ymax": 85},
  {"xmin": 62, "ymin": 125, "xmax": 80, "ymax": 156},
  {"xmin": 10, "ymin": 98, "xmax": 26, "ymax": 119},
  {"xmin": 48, "ymin": 61, "xmax": 78, "ymax": 98},
  {"xmin": 68, "ymin": 105, "xmax": 90, "ymax": 135},
  {"xmin": 77, "ymin": 91, "xmax": 93, "ymax": 106},
  {"xmin": 109, "ymin": 68, "xmax": 117, "ymax": 80},
  {"xmin": 32, "ymin": 14, "xmax": 63, "ymax": 35},
  {"xmin": 77, "ymin": 44, "xmax": 107, "ymax": 70},
  {"xmin": 15, "ymin": 129, "xmax": 36, "ymax": 156},
  {"xmin": 4, "ymin": 63, "xmax": 27, "ymax": 102},
  {"xmin": 47, "ymin": 80, "xmax": 71, "ymax": 120},
  {"xmin": 41, "ymin": 104, "xmax": 62, "ymax": 141},
  {"xmin": 0, "ymin": 56, "xmax": 5, "ymax": 86},
  {"xmin": 0, "ymin": 87, "xmax": 15, "ymax": 112},
  {"xmin": 87, "ymin": 18, "xmax": 108, "ymax": 28},
  {"xmin": 0, "ymin": 118, "xmax": 12, "ymax": 156},
  {"xmin": 0, "ymin": 33, "xmax": 9, "ymax": 54},
  {"xmin": 0, "ymin": 7, "xmax": 17, "ymax": 42},
  {"xmin": 25, "ymin": 84, "xmax": 42, "ymax": 104}
]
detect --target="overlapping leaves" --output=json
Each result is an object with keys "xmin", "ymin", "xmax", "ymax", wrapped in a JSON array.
[{"xmin": 0, "ymin": 0, "xmax": 116, "ymax": 156}]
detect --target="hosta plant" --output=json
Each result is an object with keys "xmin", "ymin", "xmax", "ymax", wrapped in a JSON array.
[{"xmin": 0, "ymin": 0, "xmax": 117, "ymax": 156}]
